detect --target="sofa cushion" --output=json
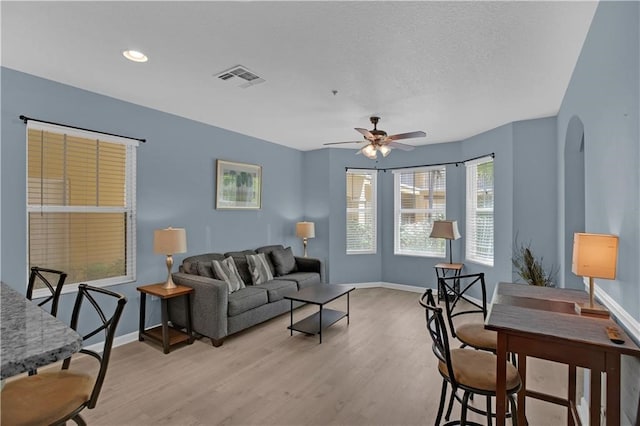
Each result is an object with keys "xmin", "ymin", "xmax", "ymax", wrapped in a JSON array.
[
  {"xmin": 254, "ymin": 280, "xmax": 298, "ymax": 302},
  {"xmin": 246, "ymin": 253, "xmax": 274, "ymax": 285},
  {"xmin": 227, "ymin": 287, "xmax": 268, "ymax": 316},
  {"xmin": 270, "ymin": 246, "xmax": 298, "ymax": 276},
  {"xmin": 280, "ymin": 272, "xmax": 321, "ymax": 289},
  {"xmin": 255, "ymin": 245, "xmax": 284, "ymax": 276},
  {"xmin": 224, "ymin": 250, "xmax": 256, "ymax": 285},
  {"xmin": 211, "ymin": 257, "xmax": 246, "ymax": 293},
  {"xmin": 195, "ymin": 261, "xmax": 215, "ymax": 279},
  {"xmin": 182, "ymin": 253, "xmax": 225, "ymax": 275}
]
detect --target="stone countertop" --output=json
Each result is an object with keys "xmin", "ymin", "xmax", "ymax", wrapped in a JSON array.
[{"xmin": 1, "ymin": 282, "xmax": 82, "ymax": 379}]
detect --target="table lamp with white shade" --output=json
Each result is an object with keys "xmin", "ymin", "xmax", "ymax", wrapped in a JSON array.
[
  {"xmin": 296, "ymin": 222, "xmax": 315, "ymax": 257},
  {"xmin": 572, "ymin": 232, "xmax": 618, "ymax": 318},
  {"xmin": 154, "ymin": 227, "xmax": 187, "ymax": 289}
]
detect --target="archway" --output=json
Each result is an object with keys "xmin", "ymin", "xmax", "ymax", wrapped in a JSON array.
[{"xmin": 563, "ymin": 116, "xmax": 586, "ymax": 289}]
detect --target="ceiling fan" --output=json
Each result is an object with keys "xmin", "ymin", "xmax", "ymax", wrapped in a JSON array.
[{"xmin": 324, "ymin": 116, "xmax": 426, "ymax": 159}]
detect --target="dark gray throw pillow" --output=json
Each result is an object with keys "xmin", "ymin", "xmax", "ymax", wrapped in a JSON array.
[
  {"xmin": 270, "ymin": 247, "xmax": 297, "ymax": 276},
  {"xmin": 195, "ymin": 261, "xmax": 216, "ymax": 279}
]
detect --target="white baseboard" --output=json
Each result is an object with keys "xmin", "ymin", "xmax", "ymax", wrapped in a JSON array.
[
  {"xmin": 350, "ymin": 281, "xmax": 430, "ymax": 294},
  {"xmin": 95, "ymin": 279, "xmax": 640, "ymax": 357},
  {"xmin": 88, "ymin": 283, "xmax": 429, "ymax": 351},
  {"xmin": 83, "ymin": 329, "xmax": 145, "ymax": 352}
]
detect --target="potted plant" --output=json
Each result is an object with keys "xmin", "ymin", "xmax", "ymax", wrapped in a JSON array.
[{"xmin": 512, "ymin": 237, "xmax": 558, "ymax": 287}]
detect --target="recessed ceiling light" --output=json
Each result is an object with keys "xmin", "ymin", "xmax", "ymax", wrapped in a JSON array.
[{"xmin": 122, "ymin": 50, "xmax": 148, "ymax": 63}]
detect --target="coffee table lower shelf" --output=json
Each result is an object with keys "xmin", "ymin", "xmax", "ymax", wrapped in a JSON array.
[{"xmin": 288, "ymin": 308, "xmax": 347, "ymax": 336}]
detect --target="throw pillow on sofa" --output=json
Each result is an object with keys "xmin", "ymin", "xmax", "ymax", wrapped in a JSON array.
[
  {"xmin": 211, "ymin": 257, "xmax": 246, "ymax": 293},
  {"xmin": 270, "ymin": 246, "xmax": 298, "ymax": 276},
  {"xmin": 246, "ymin": 253, "xmax": 273, "ymax": 285},
  {"xmin": 195, "ymin": 261, "xmax": 216, "ymax": 279}
]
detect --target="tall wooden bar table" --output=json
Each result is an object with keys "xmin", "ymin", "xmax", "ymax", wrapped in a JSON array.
[{"xmin": 485, "ymin": 282, "xmax": 640, "ymax": 426}]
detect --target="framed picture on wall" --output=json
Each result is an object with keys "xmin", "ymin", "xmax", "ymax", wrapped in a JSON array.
[{"xmin": 215, "ymin": 160, "xmax": 262, "ymax": 209}]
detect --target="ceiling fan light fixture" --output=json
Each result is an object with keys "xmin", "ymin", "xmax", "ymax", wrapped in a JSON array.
[
  {"xmin": 379, "ymin": 145, "xmax": 391, "ymax": 157},
  {"xmin": 362, "ymin": 144, "xmax": 377, "ymax": 159}
]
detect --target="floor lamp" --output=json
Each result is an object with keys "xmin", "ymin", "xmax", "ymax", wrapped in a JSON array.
[{"xmin": 430, "ymin": 220, "xmax": 461, "ymax": 264}]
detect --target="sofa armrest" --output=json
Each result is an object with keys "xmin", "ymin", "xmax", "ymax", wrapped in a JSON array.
[
  {"xmin": 294, "ymin": 256, "xmax": 324, "ymax": 283},
  {"xmin": 168, "ymin": 272, "xmax": 229, "ymax": 340}
]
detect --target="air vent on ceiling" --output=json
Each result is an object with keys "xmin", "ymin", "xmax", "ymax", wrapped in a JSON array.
[{"xmin": 215, "ymin": 65, "xmax": 265, "ymax": 88}]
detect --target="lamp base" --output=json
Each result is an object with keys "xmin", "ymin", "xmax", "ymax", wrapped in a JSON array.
[
  {"xmin": 574, "ymin": 302, "xmax": 609, "ymax": 318},
  {"xmin": 162, "ymin": 276, "xmax": 178, "ymax": 290},
  {"xmin": 162, "ymin": 254, "xmax": 177, "ymax": 290}
]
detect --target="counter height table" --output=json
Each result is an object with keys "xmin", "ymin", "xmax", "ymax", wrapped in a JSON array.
[
  {"xmin": 1, "ymin": 282, "xmax": 82, "ymax": 380},
  {"xmin": 485, "ymin": 282, "xmax": 640, "ymax": 426}
]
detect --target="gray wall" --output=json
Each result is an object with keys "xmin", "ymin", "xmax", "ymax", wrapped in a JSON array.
[
  {"xmin": 557, "ymin": 2, "xmax": 639, "ymax": 423},
  {"xmin": 1, "ymin": 68, "xmax": 305, "ymax": 338},
  {"xmin": 512, "ymin": 117, "xmax": 558, "ymax": 282},
  {"xmin": 558, "ymin": 1, "xmax": 639, "ymax": 320}
]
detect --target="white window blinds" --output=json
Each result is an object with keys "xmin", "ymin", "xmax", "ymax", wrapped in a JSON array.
[
  {"xmin": 394, "ymin": 166, "xmax": 446, "ymax": 257},
  {"xmin": 465, "ymin": 157, "xmax": 494, "ymax": 265},
  {"xmin": 346, "ymin": 169, "xmax": 377, "ymax": 254},
  {"xmin": 27, "ymin": 121, "xmax": 137, "ymax": 290}
]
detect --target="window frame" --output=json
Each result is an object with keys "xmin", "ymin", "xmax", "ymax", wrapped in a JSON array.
[
  {"xmin": 393, "ymin": 166, "xmax": 447, "ymax": 258},
  {"xmin": 26, "ymin": 121, "xmax": 137, "ymax": 297},
  {"xmin": 465, "ymin": 156, "xmax": 494, "ymax": 266},
  {"xmin": 346, "ymin": 169, "xmax": 377, "ymax": 255}
]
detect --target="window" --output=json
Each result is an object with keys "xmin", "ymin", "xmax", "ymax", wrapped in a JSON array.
[
  {"xmin": 466, "ymin": 157, "xmax": 494, "ymax": 265},
  {"xmin": 27, "ymin": 121, "xmax": 137, "ymax": 292},
  {"xmin": 394, "ymin": 167, "xmax": 446, "ymax": 257},
  {"xmin": 346, "ymin": 169, "xmax": 376, "ymax": 254}
]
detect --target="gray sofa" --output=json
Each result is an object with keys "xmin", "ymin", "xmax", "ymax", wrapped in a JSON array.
[{"xmin": 168, "ymin": 244, "xmax": 323, "ymax": 347}]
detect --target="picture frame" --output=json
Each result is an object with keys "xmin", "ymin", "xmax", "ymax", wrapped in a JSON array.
[{"xmin": 215, "ymin": 160, "xmax": 262, "ymax": 210}]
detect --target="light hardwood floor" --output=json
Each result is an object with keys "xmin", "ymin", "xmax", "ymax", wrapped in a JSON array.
[{"xmin": 56, "ymin": 288, "xmax": 569, "ymax": 425}]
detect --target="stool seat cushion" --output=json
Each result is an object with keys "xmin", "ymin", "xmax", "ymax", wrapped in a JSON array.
[
  {"xmin": 456, "ymin": 323, "xmax": 497, "ymax": 351},
  {"xmin": 1, "ymin": 370, "xmax": 94, "ymax": 425},
  {"xmin": 438, "ymin": 348, "xmax": 521, "ymax": 393}
]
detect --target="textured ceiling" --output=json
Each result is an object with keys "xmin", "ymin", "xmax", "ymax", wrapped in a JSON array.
[{"xmin": 1, "ymin": 1, "xmax": 598, "ymax": 151}]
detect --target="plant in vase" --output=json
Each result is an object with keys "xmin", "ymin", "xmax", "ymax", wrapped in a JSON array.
[{"xmin": 512, "ymin": 236, "xmax": 558, "ymax": 287}]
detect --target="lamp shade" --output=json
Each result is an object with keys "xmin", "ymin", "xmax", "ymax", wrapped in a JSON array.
[
  {"xmin": 572, "ymin": 233, "xmax": 618, "ymax": 279},
  {"xmin": 430, "ymin": 220, "xmax": 461, "ymax": 240},
  {"xmin": 296, "ymin": 222, "xmax": 315, "ymax": 239},
  {"xmin": 154, "ymin": 227, "xmax": 187, "ymax": 254}
]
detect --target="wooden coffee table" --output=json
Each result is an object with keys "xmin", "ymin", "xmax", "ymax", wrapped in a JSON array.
[{"xmin": 284, "ymin": 284, "xmax": 355, "ymax": 344}]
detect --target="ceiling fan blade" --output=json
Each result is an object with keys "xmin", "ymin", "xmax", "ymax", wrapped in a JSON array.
[
  {"xmin": 355, "ymin": 128, "xmax": 374, "ymax": 140},
  {"xmin": 323, "ymin": 140, "xmax": 365, "ymax": 146},
  {"xmin": 388, "ymin": 131, "xmax": 426, "ymax": 141},
  {"xmin": 387, "ymin": 141, "xmax": 415, "ymax": 151}
]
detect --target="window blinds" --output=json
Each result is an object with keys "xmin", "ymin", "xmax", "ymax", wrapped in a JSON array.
[
  {"xmin": 27, "ymin": 122, "xmax": 137, "ymax": 288},
  {"xmin": 393, "ymin": 166, "xmax": 446, "ymax": 257},
  {"xmin": 465, "ymin": 157, "xmax": 494, "ymax": 265},
  {"xmin": 346, "ymin": 169, "xmax": 377, "ymax": 254}
]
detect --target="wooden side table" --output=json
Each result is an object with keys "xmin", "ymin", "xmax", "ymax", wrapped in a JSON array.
[
  {"xmin": 137, "ymin": 283, "xmax": 194, "ymax": 354},
  {"xmin": 433, "ymin": 263, "xmax": 464, "ymax": 302}
]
